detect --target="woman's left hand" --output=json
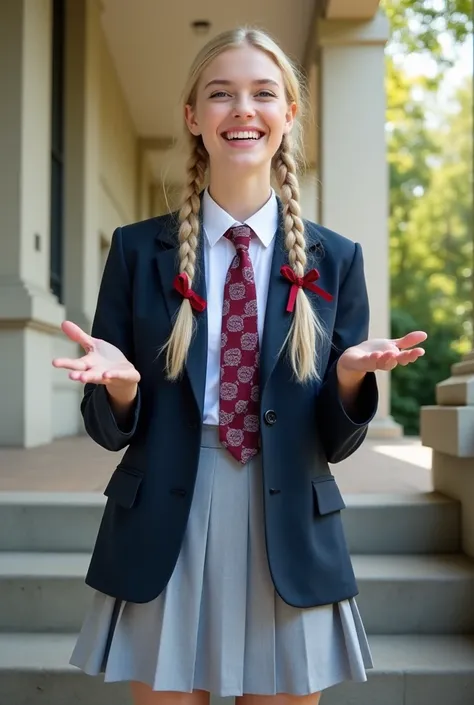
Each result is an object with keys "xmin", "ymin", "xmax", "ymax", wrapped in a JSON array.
[{"xmin": 337, "ymin": 330, "xmax": 428, "ymax": 375}]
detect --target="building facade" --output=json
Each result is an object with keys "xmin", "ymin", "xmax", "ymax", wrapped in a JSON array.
[{"xmin": 0, "ymin": 0, "xmax": 399, "ymax": 447}]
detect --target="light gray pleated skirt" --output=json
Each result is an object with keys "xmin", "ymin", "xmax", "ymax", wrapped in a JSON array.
[{"xmin": 71, "ymin": 426, "xmax": 373, "ymax": 696}]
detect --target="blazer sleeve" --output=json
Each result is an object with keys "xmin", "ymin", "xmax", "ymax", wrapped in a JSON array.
[
  {"xmin": 316, "ymin": 242, "xmax": 378, "ymax": 464},
  {"xmin": 80, "ymin": 226, "xmax": 141, "ymax": 452}
]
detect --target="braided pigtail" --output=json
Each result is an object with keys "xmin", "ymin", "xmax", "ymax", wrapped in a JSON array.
[
  {"xmin": 163, "ymin": 137, "xmax": 208, "ymax": 379},
  {"xmin": 274, "ymin": 133, "xmax": 325, "ymax": 382}
]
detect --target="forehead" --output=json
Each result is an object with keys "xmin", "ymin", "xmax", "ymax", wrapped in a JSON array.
[{"xmin": 199, "ymin": 45, "xmax": 283, "ymax": 88}]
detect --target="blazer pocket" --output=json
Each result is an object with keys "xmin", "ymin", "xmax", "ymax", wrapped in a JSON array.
[
  {"xmin": 312, "ymin": 476, "xmax": 346, "ymax": 515},
  {"xmin": 104, "ymin": 464, "xmax": 144, "ymax": 509}
]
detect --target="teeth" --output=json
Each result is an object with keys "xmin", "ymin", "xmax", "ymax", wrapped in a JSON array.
[{"xmin": 225, "ymin": 130, "xmax": 261, "ymax": 141}]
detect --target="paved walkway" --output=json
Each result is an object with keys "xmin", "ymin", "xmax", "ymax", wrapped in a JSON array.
[{"xmin": 0, "ymin": 433, "xmax": 433, "ymax": 494}]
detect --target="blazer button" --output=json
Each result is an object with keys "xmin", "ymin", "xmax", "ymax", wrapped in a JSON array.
[
  {"xmin": 170, "ymin": 488, "xmax": 187, "ymax": 497},
  {"xmin": 264, "ymin": 410, "xmax": 277, "ymax": 425},
  {"xmin": 269, "ymin": 488, "xmax": 281, "ymax": 495}
]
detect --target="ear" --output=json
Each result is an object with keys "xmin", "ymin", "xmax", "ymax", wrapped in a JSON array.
[
  {"xmin": 283, "ymin": 101, "xmax": 297, "ymax": 134},
  {"xmin": 185, "ymin": 104, "xmax": 201, "ymax": 136}
]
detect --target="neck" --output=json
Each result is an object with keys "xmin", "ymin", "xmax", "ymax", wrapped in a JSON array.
[{"xmin": 208, "ymin": 167, "xmax": 272, "ymax": 222}]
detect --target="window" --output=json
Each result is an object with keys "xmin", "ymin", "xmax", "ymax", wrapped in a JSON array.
[{"xmin": 50, "ymin": 0, "xmax": 65, "ymax": 302}]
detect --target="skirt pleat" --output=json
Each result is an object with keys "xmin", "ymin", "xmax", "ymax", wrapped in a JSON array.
[{"xmin": 70, "ymin": 426, "xmax": 373, "ymax": 696}]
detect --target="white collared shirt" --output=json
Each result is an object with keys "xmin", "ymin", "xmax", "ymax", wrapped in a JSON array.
[{"xmin": 202, "ymin": 187, "xmax": 278, "ymax": 425}]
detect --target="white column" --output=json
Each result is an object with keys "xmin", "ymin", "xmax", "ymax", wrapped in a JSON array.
[
  {"xmin": 300, "ymin": 168, "xmax": 319, "ymax": 223},
  {"xmin": 300, "ymin": 61, "xmax": 319, "ymax": 223},
  {"xmin": 317, "ymin": 13, "xmax": 401, "ymax": 438},
  {"xmin": 0, "ymin": 0, "xmax": 64, "ymax": 447}
]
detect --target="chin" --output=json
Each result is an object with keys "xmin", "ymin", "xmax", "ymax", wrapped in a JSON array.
[{"xmin": 222, "ymin": 152, "xmax": 272, "ymax": 172}]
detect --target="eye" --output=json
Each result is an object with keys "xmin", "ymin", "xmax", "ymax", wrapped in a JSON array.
[
  {"xmin": 209, "ymin": 91, "xmax": 231, "ymax": 99},
  {"xmin": 256, "ymin": 90, "xmax": 277, "ymax": 98}
]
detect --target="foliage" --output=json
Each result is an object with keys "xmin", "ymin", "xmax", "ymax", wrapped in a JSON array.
[
  {"xmin": 383, "ymin": 0, "xmax": 473, "ymax": 433},
  {"xmin": 382, "ymin": 0, "xmax": 472, "ymax": 67}
]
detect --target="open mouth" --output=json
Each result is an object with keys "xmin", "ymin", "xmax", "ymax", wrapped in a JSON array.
[{"xmin": 222, "ymin": 130, "xmax": 265, "ymax": 142}]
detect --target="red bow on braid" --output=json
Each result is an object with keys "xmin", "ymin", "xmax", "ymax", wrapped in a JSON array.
[
  {"xmin": 280, "ymin": 265, "xmax": 333, "ymax": 313},
  {"xmin": 173, "ymin": 273, "xmax": 207, "ymax": 312}
]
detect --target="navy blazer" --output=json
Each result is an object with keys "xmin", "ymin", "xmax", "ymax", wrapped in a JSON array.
[{"xmin": 83, "ymin": 202, "xmax": 378, "ymax": 608}]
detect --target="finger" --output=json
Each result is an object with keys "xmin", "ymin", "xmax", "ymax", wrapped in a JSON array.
[
  {"xmin": 68, "ymin": 372, "xmax": 103, "ymax": 384},
  {"xmin": 53, "ymin": 357, "xmax": 89, "ymax": 371},
  {"xmin": 69, "ymin": 371, "xmax": 90, "ymax": 382},
  {"xmin": 70, "ymin": 368, "xmax": 107, "ymax": 384},
  {"xmin": 367, "ymin": 351, "xmax": 385, "ymax": 366},
  {"xmin": 102, "ymin": 369, "xmax": 141, "ymax": 383},
  {"xmin": 61, "ymin": 320, "xmax": 94, "ymax": 352},
  {"xmin": 376, "ymin": 351, "xmax": 398, "ymax": 364},
  {"xmin": 374, "ymin": 351, "xmax": 398, "ymax": 371},
  {"xmin": 392, "ymin": 330, "xmax": 428, "ymax": 350},
  {"xmin": 355, "ymin": 351, "xmax": 384, "ymax": 372},
  {"xmin": 377, "ymin": 359, "xmax": 399, "ymax": 371},
  {"xmin": 397, "ymin": 348, "xmax": 426, "ymax": 366}
]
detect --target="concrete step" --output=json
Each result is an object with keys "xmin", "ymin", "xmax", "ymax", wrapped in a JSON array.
[
  {"xmin": 342, "ymin": 492, "xmax": 460, "ymax": 554},
  {"xmin": 0, "ymin": 552, "xmax": 91, "ymax": 632},
  {"xmin": 0, "ymin": 490, "xmax": 461, "ymax": 554},
  {"xmin": 324, "ymin": 634, "xmax": 474, "ymax": 705},
  {"xmin": 1, "ymin": 552, "xmax": 474, "ymax": 635},
  {"xmin": 0, "ymin": 633, "xmax": 473, "ymax": 705},
  {"xmin": 0, "ymin": 493, "xmax": 104, "ymax": 553},
  {"xmin": 353, "ymin": 554, "xmax": 474, "ymax": 634}
]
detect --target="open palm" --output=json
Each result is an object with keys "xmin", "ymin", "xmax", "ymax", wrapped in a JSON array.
[
  {"xmin": 338, "ymin": 331, "xmax": 427, "ymax": 373},
  {"xmin": 52, "ymin": 321, "xmax": 140, "ymax": 386}
]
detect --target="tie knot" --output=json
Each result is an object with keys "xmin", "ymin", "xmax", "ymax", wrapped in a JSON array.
[{"xmin": 225, "ymin": 225, "xmax": 253, "ymax": 251}]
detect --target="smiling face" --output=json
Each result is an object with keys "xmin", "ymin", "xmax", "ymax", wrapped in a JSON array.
[{"xmin": 184, "ymin": 44, "xmax": 296, "ymax": 177}]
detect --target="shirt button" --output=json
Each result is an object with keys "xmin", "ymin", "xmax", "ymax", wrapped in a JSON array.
[{"xmin": 264, "ymin": 410, "xmax": 277, "ymax": 425}]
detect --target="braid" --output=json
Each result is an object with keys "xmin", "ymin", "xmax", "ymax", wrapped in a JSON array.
[
  {"xmin": 275, "ymin": 134, "xmax": 325, "ymax": 382},
  {"xmin": 176, "ymin": 139, "xmax": 207, "ymax": 282},
  {"xmin": 163, "ymin": 137, "xmax": 208, "ymax": 379},
  {"xmin": 275, "ymin": 134, "xmax": 307, "ymax": 277}
]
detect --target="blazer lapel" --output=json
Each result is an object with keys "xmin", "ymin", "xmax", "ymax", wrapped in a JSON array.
[
  {"xmin": 154, "ymin": 198, "xmax": 328, "ymax": 414},
  {"xmin": 155, "ymin": 222, "xmax": 208, "ymax": 419},
  {"xmin": 260, "ymin": 217, "xmax": 291, "ymax": 394}
]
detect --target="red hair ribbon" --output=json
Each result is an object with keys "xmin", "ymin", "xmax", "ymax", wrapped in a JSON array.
[
  {"xmin": 173, "ymin": 273, "xmax": 207, "ymax": 312},
  {"xmin": 280, "ymin": 265, "xmax": 333, "ymax": 313}
]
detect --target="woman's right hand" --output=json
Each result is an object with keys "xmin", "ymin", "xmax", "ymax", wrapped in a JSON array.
[{"xmin": 52, "ymin": 321, "xmax": 140, "ymax": 391}]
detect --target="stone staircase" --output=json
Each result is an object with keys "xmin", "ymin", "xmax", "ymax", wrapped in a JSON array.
[{"xmin": 1, "ymin": 491, "xmax": 474, "ymax": 705}]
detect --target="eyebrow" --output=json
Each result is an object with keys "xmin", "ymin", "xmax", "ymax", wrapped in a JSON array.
[{"xmin": 204, "ymin": 78, "xmax": 280, "ymax": 89}]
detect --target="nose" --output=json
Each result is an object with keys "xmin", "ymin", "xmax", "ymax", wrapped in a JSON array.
[{"xmin": 233, "ymin": 94, "xmax": 256, "ymax": 119}]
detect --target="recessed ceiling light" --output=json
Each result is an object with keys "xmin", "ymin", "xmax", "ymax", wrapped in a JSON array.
[{"xmin": 191, "ymin": 20, "xmax": 211, "ymax": 35}]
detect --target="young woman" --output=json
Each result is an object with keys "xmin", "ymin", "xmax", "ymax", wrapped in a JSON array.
[{"xmin": 53, "ymin": 27, "xmax": 426, "ymax": 705}]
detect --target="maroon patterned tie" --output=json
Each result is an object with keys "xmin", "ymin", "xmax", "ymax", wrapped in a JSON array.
[{"xmin": 219, "ymin": 225, "xmax": 260, "ymax": 464}]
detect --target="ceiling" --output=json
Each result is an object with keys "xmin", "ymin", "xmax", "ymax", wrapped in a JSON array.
[
  {"xmin": 325, "ymin": 0, "xmax": 382, "ymax": 19},
  {"xmin": 100, "ymin": 0, "xmax": 317, "ymax": 140},
  {"xmin": 99, "ymin": 0, "xmax": 381, "ymax": 184}
]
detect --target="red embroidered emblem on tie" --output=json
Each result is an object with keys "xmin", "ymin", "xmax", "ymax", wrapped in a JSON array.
[{"xmin": 219, "ymin": 225, "xmax": 260, "ymax": 464}]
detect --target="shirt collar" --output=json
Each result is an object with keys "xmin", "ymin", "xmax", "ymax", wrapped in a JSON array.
[{"xmin": 202, "ymin": 187, "xmax": 278, "ymax": 248}]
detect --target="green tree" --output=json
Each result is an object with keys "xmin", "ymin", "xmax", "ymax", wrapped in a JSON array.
[
  {"xmin": 382, "ymin": 0, "xmax": 472, "ymax": 434},
  {"xmin": 382, "ymin": 0, "xmax": 472, "ymax": 67},
  {"xmin": 387, "ymin": 60, "xmax": 439, "ymax": 313},
  {"xmin": 389, "ymin": 80, "xmax": 473, "ymax": 433}
]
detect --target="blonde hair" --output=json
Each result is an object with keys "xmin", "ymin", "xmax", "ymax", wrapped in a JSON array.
[{"xmin": 163, "ymin": 27, "xmax": 326, "ymax": 383}]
